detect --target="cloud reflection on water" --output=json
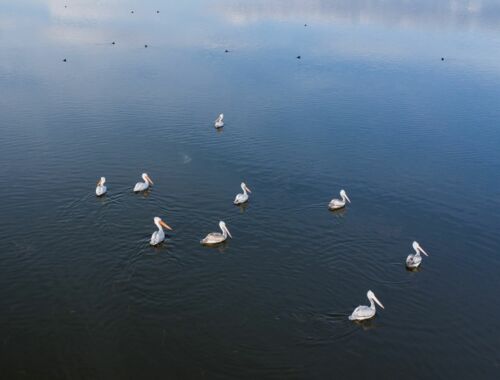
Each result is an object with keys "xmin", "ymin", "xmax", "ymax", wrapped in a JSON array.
[
  {"xmin": 1, "ymin": 0, "xmax": 500, "ymax": 76},
  {"xmin": 215, "ymin": 0, "xmax": 500, "ymax": 32}
]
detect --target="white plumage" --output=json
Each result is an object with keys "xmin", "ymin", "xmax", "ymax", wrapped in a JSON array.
[
  {"xmin": 349, "ymin": 290, "xmax": 385, "ymax": 321},
  {"xmin": 328, "ymin": 189, "xmax": 351, "ymax": 210},
  {"xmin": 201, "ymin": 221, "xmax": 232, "ymax": 245},
  {"xmin": 150, "ymin": 216, "xmax": 173, "ymax": 246},
  {"xmin": 234, "ymin": 182, "xmax": 251, "ymax": 205},
  {"xmin": 214, "ymin": 113, "xmax": 224, "ymax": 128},
  {"xmin": 134, "ymin": 173, "xmax": 154, "ymax": 192},
  {"xmin": 96, "ymin": 177, "xmax": 107, "ymax": 197},
  {"xmin": 406, "ymin": 241, "xmax": 429, "ymax": 269}
]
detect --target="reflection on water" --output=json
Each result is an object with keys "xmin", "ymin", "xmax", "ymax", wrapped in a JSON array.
[
  {"xmin": 237, "ymin": 202, "xmax": 249, "ymax": 213},
  {"xmin": 216, "ymin": 0, "xmax": 500, "ymax": 31},
  {"xmin": 1, "ymin": 0, "xmax": 500, "ymax": 379}
]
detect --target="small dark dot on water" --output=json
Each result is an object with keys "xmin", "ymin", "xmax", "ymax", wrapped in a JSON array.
[
  {"xmin": 131, "ymin": 10, "xmax": 134, "ymax": 14},
  {"xmin": 112, "ymin": 41, "xmax": 115, "ymax": 45},
  {"xmin": 157, "ymin": 10, "xmax": 160, "ymax": 13},
  {"xmin": 63, "ymin": 58, "xmax": 67, "ymax": 62},
  {"xmin": 145, "ymin": 44, "xmax": 148, "ymax": 48},
  {"xmin": 296, "ymin": 55, "xmax": 301, "ymax": 59},
  {"xmin": 304, "ymin": 24, "xmax": 307, "ymax": 26},
  {"xmin": 441, "ymin": 57, "xmax": 445, "ymax": 61},
  {"xmin": 225, "ymin": 49, "xmax": 229, "ymax": 53}
]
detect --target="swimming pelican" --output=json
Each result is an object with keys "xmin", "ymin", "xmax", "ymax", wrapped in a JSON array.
[
  {"xmin": 234, "ymin": 182, "xmax": 251, "ymax": 205},
  {"xmin": 150, "ymin": 217, "xmax": 172, "ymax": 246},
  {"xmin": 406, "ymin": 241, "xmax": 429, "ymax": 269},
  {"xmin": 328, "ymin": 189, "xmax": 351, "ymax": 210},
  {"xmin": 95, "ymin": 177, "xmax": 107, "ymax": 197},
  {"xmin": 349, "ymin": 290, "xmax": 385, "ymax": 321},
  {"xmin": 201, "ymin": 221, "xmax": 232, "ymax": 245},
  {"xmin": 133, "ymin": 173, "xmax": 154, "ymax": 192},
  {"xmin": 214, "ymin": 113, "xmax": 224, "ymax": 128}
]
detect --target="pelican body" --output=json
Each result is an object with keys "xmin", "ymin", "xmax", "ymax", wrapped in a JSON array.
[
  {"xmin": 201, "ymin": 221, "xmax": 232, "ymax": 245},
  {"xmin": 96, "ymin": 177, "xmax": 107, "ymax": 196},
  {"xmin": 134, "ymin": 173, "xmax": 154, "ymax": 192},
  {"xmin": 329, "ymin": 189, "xmax": 351, "ymax": 210},
  {"xmin": 234, "ymin": 182, "xmax": 251, "ymax": 205},
  {"xmin": 214, "ymin": 113, "xmax": 224, "ymax": 128},
  {"xmin": 150, "ymin": 217, "xmax": 172, "ymax": 246},
  {"xmin": 349, "ymin": 290, "xmax": 385, "ymax": 321},
  {"xmin": 406, "ymin": 241, "xmax": 429, "ymax": 269}
]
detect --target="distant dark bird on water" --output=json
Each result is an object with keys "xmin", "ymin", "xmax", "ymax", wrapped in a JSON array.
[
  {"xmin": 225, "ymin": 49, "xmax": 229, "ymax": 53},
  {"xmin": 157, "ymin": 10, "xmax": 160, "ymax": 14},
  {"xmin": 145, "ymin": 44, "xmax": 148, "ymax": 48},
  {"xmin": 131, "ymin": 10, "xmax": 134, "ymax": 14},
  {"xmin": 112, "ymin": 41, "xmax": 115, "ymax": 45},
  {"xmin": 296, "ymin": 55, "xmax": 301, "ymax": 59},
  {"xmin": 304, "ymin": 24, "xmax": 307, "ymax": 27},
  {"xmin": 63, "ymin": 58, "xmax": 67, "ymax": 62},
  {"xmin": 441, "ymin": 57, "xmax": 444, "ymax": 61}
]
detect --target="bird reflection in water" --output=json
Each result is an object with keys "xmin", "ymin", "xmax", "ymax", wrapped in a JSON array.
[{"xmin": 237, "ymin": 202, "xmax": 249, "ymax": 213}]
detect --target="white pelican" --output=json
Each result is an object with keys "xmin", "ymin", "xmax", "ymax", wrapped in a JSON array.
[
  {"xmin": 95, "ymin": 177, "xmax": 107, "ymax": 197},
  {"xmin": 214, "ymin": 113, "xmax": 224, "ymax": 128},
  {"xmin": 234, "ymin": 182, "xmax": 251, "ymax": 205},
  {"xmin": 349, "ymin": 290, "xmax": 385, "ymax": 321},
  {"xmin": 150, "ymin": 216, "xmax": 173, "ymax": 246},
  {"xmin": 328, "ymin": 189, "xmax": 351, "ymax": 210},
  {"xmin": 133, "ymin": 173, "xmax": 154, "ymax": 192},
  {"xmin": 406, "ymin": 241, "xmax": 429, "ymax": 269},
  {"xmin": 201, "ymin": 221, "xmax": 232, "ymax": 245}
]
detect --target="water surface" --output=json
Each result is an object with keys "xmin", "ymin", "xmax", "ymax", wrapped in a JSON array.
[{"xmin": 1, "ymin": 0, "xmax": 500, "ymax": 378}]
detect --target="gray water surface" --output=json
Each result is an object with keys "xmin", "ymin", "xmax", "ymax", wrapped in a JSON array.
[{"xmin": 1, "ymin": 0, "xmax": 500, "ymax": 379}]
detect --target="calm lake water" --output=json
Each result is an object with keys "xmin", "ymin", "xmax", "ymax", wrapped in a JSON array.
[{"xmin": 1, "ymin": 0, "xmax": 500, "ymax": 378}]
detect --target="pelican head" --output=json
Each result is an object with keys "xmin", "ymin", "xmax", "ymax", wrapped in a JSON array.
[
  {"xmin": 142, "ymin": 173, "xmax": 154, "ymax": 185},
  {"xmin": 219, "ymin": 113, "xmax": 224, "ymax": 119},
  {"xmin": 412, "ymin": 241, "xmax": 429, "ymax": 256},
  {"xmin": 367, "ymin": 290, "xmax": 384, "ymax": 309},
  {"xmin": 340, "ymin": 189, "xmax": 351, "ymax": 203},
  {"xmin": 241, "ymin": 182, "xmax": 251, "ymax": 193},
  {"xmin": 154, "ymin": 216, "xmax": 172, "ymax": 230},
  {"xmin": 97, "ymin": 176, "xmax": 106, "ymax": 186},
  {"xmin": 219, "ymin": 221, "xmax": 232, "ymax": 238}
]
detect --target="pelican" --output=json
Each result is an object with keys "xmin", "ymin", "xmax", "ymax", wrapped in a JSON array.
[
  {"xmin": 214, "ymin": 113, "xmax": 224, "ymax": 128},
  {"xmin": 328, "ymin": 189, "xmax": 351, "ymax": 210},
  {"xmin": 349, "ymin": 290, "xmax": 385, "ymax": 321},
  {"xmin": 234, "ymin": 182, "xmax": 251, "ymax": 205},
  {"xmin": 150, "ymin": 217, "xmax": 172, "ymax": 246},
  {"xmin": 95, "ymin": 177, "xmax": 107, "ymax": 196},
  {"xmin": 201, "ymin": 221, "xmax": 232, "ymax": 245},
  {"xmin": 406, "ymin": 241, "xmax": 429, "ymax": 269},
  {"xmin": 133, "ymin": 173, "xmax": 154, "ymax": 192}
]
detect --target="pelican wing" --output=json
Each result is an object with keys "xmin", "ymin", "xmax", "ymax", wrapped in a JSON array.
[
  {"xmin": 406, "ymin": 254, "xmax": 422, "ymax": 267},
  {"xmin": 201, "ymin": 232, "xmax": 225, "ymax": 245},
  {"xmin": 214, "ymin": 117, "xmax": 224, "ymax": 128},
  {"xmin": 349, "ymin": 305, "xmax": 375, "ymax": 321},
  {"xmin": 96, "ymin": 185, "xmax": 107, "ymax": 196},
  {"xmin": 329, "ymin": 199, "xmax": 345, "ymax": 209},
  {"xmin": 150, "ymin": 230, "xmax": 165, "ymax": 246},
  {"xmin": 234, "ymin": 193, "xmax": 248, "ymax": 204},
  {"xmin": 134, "ymin": 182, "xmax": 149, "ymax": 192}
]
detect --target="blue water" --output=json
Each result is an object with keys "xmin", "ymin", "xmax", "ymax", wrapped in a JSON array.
[{"xmin": 1, "ymin": 1, "xmax": 500, "ymax": 378}]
